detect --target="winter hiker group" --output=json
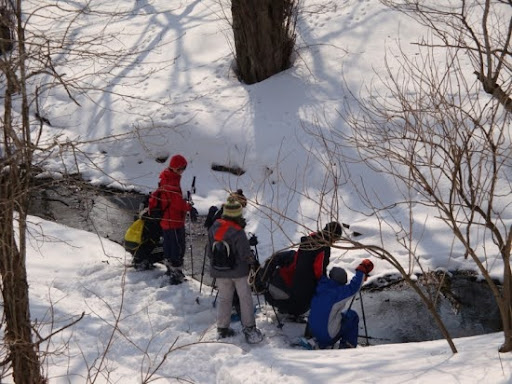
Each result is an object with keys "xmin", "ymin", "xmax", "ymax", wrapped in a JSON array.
[{"xmin": 125, "ymin": 154, "xmax": 374, "ymax": 347}]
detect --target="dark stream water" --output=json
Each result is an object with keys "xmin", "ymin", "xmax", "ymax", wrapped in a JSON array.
[
  {"xmin": 28, "ymin": 178, "xmax": 212, "ymax": 283},
  {"xmin": 28, "ymin": 179, "xmax": 503, "ymax": 346}
]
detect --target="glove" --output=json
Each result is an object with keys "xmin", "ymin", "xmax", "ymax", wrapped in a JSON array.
[
  {"xmin": 356, "ymin": 259, "xmax": 374, "ymax": 275},
  {"xmin": 190, "ymin": 207, "xmax": 198, "ymax": 222},
  {"xmin": 249, "ymin": 234, "xmax": 259, "ymax": 246}
]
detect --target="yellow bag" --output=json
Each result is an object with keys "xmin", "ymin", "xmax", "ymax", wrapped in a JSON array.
[{"xmin": 124, "ymin": 218, "xmax": 145, "ymax": 252}]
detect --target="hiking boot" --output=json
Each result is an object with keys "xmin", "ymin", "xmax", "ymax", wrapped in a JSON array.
[
  {"xmin": 243, "ymin": 326, "xmax": 264, "ymax": 344},
  {"xmin": 338, "ymin": 339, "xmax": 356, "ymax": 349},
  {"xmin": 133, "ymin": 260, "xmax": 155, "ymax": 271},
  {"xmin": 297, "ymin": 337, "xmax": 319, "ymax": 350},
  {"xmin": 286, "ymin": 314, "xmax": 308, "ymax": 323},
  {"xmin": 163, "ymin": 260, "xmax": 173, "ymax": 276},
  {"xmin": 175, "ymin": 268, "xmax": 186, "ymax": 280},
  {"xmin": 217, "ymin": 327, "xmax": 236, "ymax": 339},
  {"xmin": 169, "ymin": 268, "xmax": 185, "ymax": 285}
]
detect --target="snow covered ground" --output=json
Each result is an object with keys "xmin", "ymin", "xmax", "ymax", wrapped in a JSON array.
[
  {"xmin": 4, "ymin": 0, "xmax": 512, "ymax": 382},
  {"xmin": 24, "ymin": 216, "xmax": 512, "ymax": 383}
]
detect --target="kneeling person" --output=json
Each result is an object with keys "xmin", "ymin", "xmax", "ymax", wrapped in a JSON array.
[{"xmin": 308, "ymin": 259, "xmax": 373, "ymax": 349}]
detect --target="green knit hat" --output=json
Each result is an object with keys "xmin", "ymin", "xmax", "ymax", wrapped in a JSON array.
[{"xmin": 222, "ymin": 196, "xmax": 243, "ymax": 218}]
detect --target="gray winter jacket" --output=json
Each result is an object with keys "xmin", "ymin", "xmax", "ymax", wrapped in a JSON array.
[{"xmin": 207, "ymin": 218, "xmax": 254, "ymax": 278}]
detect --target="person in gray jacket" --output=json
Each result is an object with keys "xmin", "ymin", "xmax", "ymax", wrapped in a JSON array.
[{"xmin": 207, "ymin": 196, "xmax": 263, "ymax": 344}]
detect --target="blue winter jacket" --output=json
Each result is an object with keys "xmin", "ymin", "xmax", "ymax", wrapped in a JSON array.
[{"xmin": 308, "ymin": 270, "xmax": 365, "ymax": 347}]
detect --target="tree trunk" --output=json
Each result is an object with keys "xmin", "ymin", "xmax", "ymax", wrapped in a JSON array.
[
  {"xmin": 499, "ymin": 253, "xmax": 512, "ymax": 352},
  {"xmin": 0, "ymin": 2, "xmax": 45, "ymax": 379},
  {"xmin": 474, "ymin": 71, "xmax": 512, "ymax": 114},
  {"xmin": 231, "ymin": 0, "xmax": 296, "ymax": 84},
  {"xmin": 0, "ymin": 6, "xmax": 13, "ymax": 54},
  {"xmin": 0, "ymin": 174, "xmax": 45, "ymax": 383}
]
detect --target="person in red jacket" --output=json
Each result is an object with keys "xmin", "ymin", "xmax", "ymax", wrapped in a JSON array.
[
  {"xmin": 150, "ymin": 154, "xmax": 192, "ymax": 285},
  {"xmin": 255, "ymin": 221, "xmax": 343, "ymax": 320}
]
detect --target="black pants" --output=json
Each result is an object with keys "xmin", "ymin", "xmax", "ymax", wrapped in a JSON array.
[
  {"xmin": 133, "ymin": 240, "xmax": 163, "ymax": 264},
  {"xmin": 163, "ymin": 227, "xmax": 186, "ymax": 267}
]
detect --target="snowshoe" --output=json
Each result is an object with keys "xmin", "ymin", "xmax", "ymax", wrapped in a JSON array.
[
  {"xmin": 243, "ymin": 326, "xmax": 264, "ymax": 344},
  {"xmin": 338, "ymin": 339, "xmax": 356, "ymax": 349},
  {"xmin": 169, "ymin": 268, "xmax": 186, "ymax": 285},
  {"xmin": 286, "ymin": 314, "xmax": 308, "ymax": 323},
  {"xmin": 217, "ymin": 327, "xmax": 236, "ymax": 339},
  {"xmin": 132, "ymin": 260, "xmax": 156, "ymax": 271},
  {"xmin": 290, "ymin": 337, "xmax": 319, "ymax": 350}
]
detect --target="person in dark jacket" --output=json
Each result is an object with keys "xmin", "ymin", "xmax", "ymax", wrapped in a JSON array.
[
  {"xmin": 259, "ymin": 221, "xmax": 343, "ymax": 319},
  {"xmin": 207, "ymin": 196, "xmax": 263, "ymax": 344},
  {"xmin": 204, "ymin": 189, "xmax": 249, "ymax": 318},
  {"xmin": 149, "ymin": 154, "xmax": 192, "ymax": 285},
  {"xmin": 307, "ymin": 259, "xmax": 374, "ymax": 349},
  {"xmin": 204, "ymin": 189, "xmax": 247, "ymax": 230},
  {"xmin": 130, "ymin": 207, "xmax": 164, "ymax": 270}
]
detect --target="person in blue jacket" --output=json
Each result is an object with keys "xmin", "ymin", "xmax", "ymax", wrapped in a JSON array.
[{"xmin": 307, "ymin": 259, "xmax": 374, "ymax": 349}]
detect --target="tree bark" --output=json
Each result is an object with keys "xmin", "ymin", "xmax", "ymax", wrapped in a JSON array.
[
  {"xmin": 231, "ymin": 0, "xmax": 296, "ymax": 84},
  {"xmin": 0, "ymin": 1, "xmax": 45, "ymax": 381},
  {"xmin": 0, "ymin": 172, "xmax": 45, "ymax": 383},
  {"xmin": 499, "ymin": 252, "xmax": 512, "ymax": 352},
  {"xmin": 474, "ymin": 71, "xmax": 512, "ymax": 114}
]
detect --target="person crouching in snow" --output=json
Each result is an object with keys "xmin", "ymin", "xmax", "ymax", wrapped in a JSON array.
[
  {"xmin": 307, "ymin": 259, "xmax": 374, "ymax": 349},
  {"xmin": 207, "ymin": 196, "xmax": 263, "ymax": 344}
]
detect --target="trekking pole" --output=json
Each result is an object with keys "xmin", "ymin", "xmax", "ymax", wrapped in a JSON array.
[
  {"xmin": 357, "ymin": 334, "xmax": 391, "ymax": 342},
  {"xmin": 213, "ymin": 289, "xmax": 219, "ymax": 307},
  {"xmin": 271, "ymin": 304, "xmax": 284, "ymax": 329},
  {"xmin": 199, "ymin": 243, "xmax": 208, "ymax": 294},
  {"xmin": 252, "ymin": 250, "xmax": 262, "ymax": 309},
  {"xmin": 187, "ymin": 175, "xmax": 196, "ymax": 277},
  {"xmin": 211, "ymin": 277, "xmax": 218, "ymax": 308},
  {"xmin": 187, "ymin": 189, "xmax": 194, "ymax": 277},
  {"xmin": 359, "ymin": 290, "xmax": 369, "ymax": 346},
  {"xmin": 347, "ymin": 294, "xmax": 356, "ymax": 311},
  {"xmin": 250, "ymin": 237, "xmax": 260, "ymax": 261},
  {"xmin": 247, "ymin": 233, "xmax": 262, "ymax": 308}
]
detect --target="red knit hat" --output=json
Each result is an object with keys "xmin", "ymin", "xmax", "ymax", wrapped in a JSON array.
[{"xmin": 169, "ymin": 154, "xmax": 187, "ymax": 169}]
